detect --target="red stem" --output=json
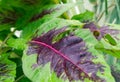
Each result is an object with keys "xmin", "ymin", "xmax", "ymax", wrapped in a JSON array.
[{"xmin": 31, "ymin": 40, "xmax": 90, "ymax": 78}]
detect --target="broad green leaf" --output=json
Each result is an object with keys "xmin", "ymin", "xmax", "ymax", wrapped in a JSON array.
[
  {"xmin": 72, "ymin": 10, "xmax": 94, "ymax": 22},
  {"xmin": 0, "ymin": 54, "xmax": 16, "ymax": 82},
  {"xmin": 7, "ymin": 38, "xmax": 27, "ymax": 50}
]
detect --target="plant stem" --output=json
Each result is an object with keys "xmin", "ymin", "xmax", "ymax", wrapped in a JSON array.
[
  {"xmin": 97, "ymin": 3, "xmax": 115, "ymax": 22},
  {"xmin": 115, "ymin": 0, "xmax": 120, "ymax": 20},
  {"xmin": 105, "ymin": 0, "xmax": 108, "ymax": 15},
  {"xmin": 0, "ymin": 29, "xmax": 16, "ymax": 55},
  {"xmin": 15, "ymin": 75, "xmax": 25, "ymax": 82}
]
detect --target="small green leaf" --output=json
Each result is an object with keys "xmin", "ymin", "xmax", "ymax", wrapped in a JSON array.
[
  {"xmin": 104, "ymin": 34, "xmax": 117, "ymax": 46},
  {"xmin": 7, "ymin": 38, "xmax": 27, "ymax": 50},
  {"xmin": 72, "ymin": 10, "xmax": 94, "ymax": 22}
]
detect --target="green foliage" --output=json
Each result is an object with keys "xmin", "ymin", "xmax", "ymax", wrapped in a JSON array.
[
  {"xmin": 7, "ymin": 38, "xmax": 27, "ymax": 50},
  {"xmin": 0, "ymin": 54, "xmax": 16, "ymax": 82},
  {"xmin": 0, "ymin": 0, "xmax": 120, "ymax": 82},
  {"xmin": 72, "ymin": 10, "xmax": 94, "ymax": 22}
]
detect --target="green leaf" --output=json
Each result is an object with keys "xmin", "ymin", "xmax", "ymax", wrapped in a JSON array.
[
  {"xmin": 89, "ymin": 48, "xmax": 115, "ymax": 82},
  {"xmin": 75, "ymin": 29, "xmax": 115, "ymax": 81},
  {"xmin": 0, "ymin": 54, "xmax": 16, "ymax": 82},
  {"xmin": 7, "ymin": 38, "xmax": 27, "ymax": 50},
  {"xmin": 0, "ymin": 24, "xmax": 11, "ymax": 32},
  {"xmin": 104, "ymin": 34, "xmax": 117, "ymax": 46},
  {"xmin": 95, "ymin": 39, "xmax": 120, "ymax": 58},
  {"xmin": 75, "ymin": 29, "xmax": 98, "ymax": 47},
  {"xmin": 37, "ymin": 18, "xmax": 82, "ymax": 35},
  {"xmin": 72, "ymin": 10, "xmax": 94, "ymax": 22}
]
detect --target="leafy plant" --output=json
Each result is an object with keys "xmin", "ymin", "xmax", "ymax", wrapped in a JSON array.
[{"xmin": 0, "ymin": 0, "xmax": 120, "ymax": 82}]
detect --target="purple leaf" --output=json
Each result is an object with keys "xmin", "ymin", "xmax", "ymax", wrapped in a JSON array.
[
  {"xmin": 27, "ymin": 28, "xmax": 105, "ymax": 82},
  {"xmin": 83, "ymin": 22, "xmax": 120, "ymax": 40}
]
